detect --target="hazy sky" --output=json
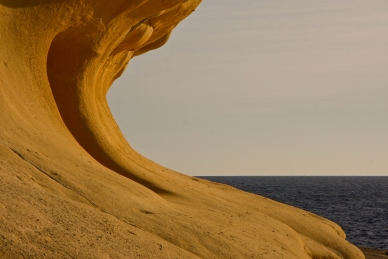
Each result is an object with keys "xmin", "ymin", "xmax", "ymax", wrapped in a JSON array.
[{"xmin": 108, "ymin": 0, "xmax": 388, "ymax": 176}]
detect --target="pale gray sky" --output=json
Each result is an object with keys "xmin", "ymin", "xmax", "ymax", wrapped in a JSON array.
[{"xmin": 108, "ymin": 0, "xmax": 388, "ymax": 176}]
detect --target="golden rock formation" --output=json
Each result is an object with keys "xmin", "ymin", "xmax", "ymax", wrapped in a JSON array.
[{"xmin": 0, "ymin": 0, "xmax": 365, "ymax": 258}]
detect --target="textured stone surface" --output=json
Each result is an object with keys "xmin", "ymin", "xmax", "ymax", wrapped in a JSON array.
[{"xmin": 0, "ymin": 1, "xmax": 365, "ymax": 258}]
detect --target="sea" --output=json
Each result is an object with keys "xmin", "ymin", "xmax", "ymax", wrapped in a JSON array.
[{"xmin": 199, "ymin": 176, "xmax": 388, "ymax": 250}]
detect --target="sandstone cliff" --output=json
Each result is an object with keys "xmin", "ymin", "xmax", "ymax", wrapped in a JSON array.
[{"xmin": 0, "ymin": 1, "xmax": 365, "ymax": 258}]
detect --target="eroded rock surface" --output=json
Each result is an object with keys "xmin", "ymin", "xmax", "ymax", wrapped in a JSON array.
[{"xmin": 0, "ymin": 1, "xmax": 365, "ymax": 258}]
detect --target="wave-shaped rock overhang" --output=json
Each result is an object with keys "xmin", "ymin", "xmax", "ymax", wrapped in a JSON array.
[
  {"xmin": 46, "ymin": 0, "xmax": 200, "ymax": 195},
  {"xmin": 0, "ymin": 1, "xmax": 365, "ymax": 258}
]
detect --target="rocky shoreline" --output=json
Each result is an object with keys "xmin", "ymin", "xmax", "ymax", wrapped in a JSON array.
[{"xmin": 0, "ymin": 1, "xmax": 381, "ymax": 258}]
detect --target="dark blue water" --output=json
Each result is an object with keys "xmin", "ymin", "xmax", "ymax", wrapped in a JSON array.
[{"xmin": 199, "ymin": 176, "xmax": 388, "ymax": 249}]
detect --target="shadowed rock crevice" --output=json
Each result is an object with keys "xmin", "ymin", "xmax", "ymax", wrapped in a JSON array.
[{"xmin": 46, "ymin": 23, "xmax": 172, "ymax": 195}]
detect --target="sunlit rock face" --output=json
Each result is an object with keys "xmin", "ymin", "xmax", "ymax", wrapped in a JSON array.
[{"xmin": 0, "ymin": 1, "xmax": 365, "ymax": 258}]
